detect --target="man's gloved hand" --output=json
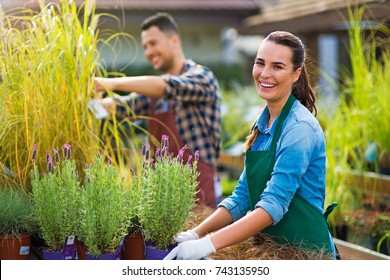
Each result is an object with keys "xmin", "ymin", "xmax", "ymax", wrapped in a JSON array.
[
  {"xmin": 174, "ymin": 230, "xmax": 199, "ymax": 243},
  {"xmin": 163, "ymin": 235, "xmax": 216, "ymax": 260}
]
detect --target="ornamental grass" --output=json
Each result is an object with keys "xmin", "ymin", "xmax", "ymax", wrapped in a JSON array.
[
  {"xmin": 324, "ymin": 4, "xmax": 390, "ymax": 227},
  {"xmin": 0, "ymin": 0, "xmax": 138, "ymax": 191}
]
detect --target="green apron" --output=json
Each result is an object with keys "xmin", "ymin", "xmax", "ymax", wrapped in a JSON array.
[{"xmin": 245, "ymin": 94, "xmax": 337, "ymax": 255}]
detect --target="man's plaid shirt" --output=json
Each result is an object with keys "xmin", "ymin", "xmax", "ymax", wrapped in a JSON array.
[{"xmin": 115, "ymin": 59, "xmax": 221, "ymax": 167}]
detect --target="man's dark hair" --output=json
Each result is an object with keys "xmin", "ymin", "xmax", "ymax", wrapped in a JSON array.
[{"xmin": 140, "ymin": 12, "xmax": 180, "ymax": 36}]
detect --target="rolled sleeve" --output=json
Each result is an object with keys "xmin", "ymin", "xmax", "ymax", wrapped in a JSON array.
[
  {"xmin": 255, "ymin": 193, "xmax": 285, "ymax": 224},
  {"xmin": 218, "ymin": 199, "xmax": 243, "ymax": 222}
]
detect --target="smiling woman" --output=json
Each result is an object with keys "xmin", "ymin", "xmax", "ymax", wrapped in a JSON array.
[
  {"xmin": 165, "ymin": 31, "xmax": 339, "ymax": 260},
  {"xmin": 252, "ymin": 42, "xmax": 301, "ymax": 111}
]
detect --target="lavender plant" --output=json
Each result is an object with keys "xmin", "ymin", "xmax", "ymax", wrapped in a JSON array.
[
  {"xmin": 137, "ymin": 135, "xmax": 198, "ymax": 250},
  {"xmin": 79, "ymin": 153, "xmax": 130, "ymax": 257},
  {"xmin": 30, "ymin": 144, "xmax": 82, "ymax": 252}
]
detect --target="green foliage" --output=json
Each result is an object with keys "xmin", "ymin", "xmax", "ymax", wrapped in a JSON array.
[
  {"xmin": 137, "ymin": 136, "xmax": 198, "ymax": 250},
  {"xmin": 324, "ymin": 5, "xmax": 390, "ymax": 226},
  {"xmin": 79, "ymin": 154, "xmax": 130, "ymax": 256},
  {"xmin": 344, "ymin": 209, "xmax": 390, "ymax": 239},
  {"xmin": 342, "ymin": 7, "xmax": 390, "ymax": 166},
  {"xmin": 377, "ymin": 231, "xmax": 390, "ymax": 254},
  {"xmin": 0, "ymin": 186, "xmax": 37, "ymax": 237},
  {"xmin": 31, "ymin": 144, "xmax": 82, "ymax": 251},
  {"xmin": 221, "ymin": 176, "xmax": 237, "ymax": 196}
]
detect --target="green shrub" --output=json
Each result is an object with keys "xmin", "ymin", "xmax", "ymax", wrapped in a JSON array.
[
  {"xmin": 137, "ymin": 135, "xmax": 198, "ymax": 250},
  {"xmin": 79, "ymin": 153, "xmax": 130, "ymax": 256},
  {"xmin": 31, "ymin": 144, "xmax": 82, "ymax": 251}
]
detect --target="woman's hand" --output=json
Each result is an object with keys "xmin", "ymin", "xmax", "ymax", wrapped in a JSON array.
[{"xmin": 163, "ymin": 235, "xmax": 215, "ymax": 260}]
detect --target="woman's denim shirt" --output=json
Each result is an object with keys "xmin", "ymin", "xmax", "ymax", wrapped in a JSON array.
[
  {"xmin": 219, "ymin": 100, "xmax": 326, "ymax": 224},
  {"xmin": 219, "ymin": 100, "xmax": 336, "ymax": 258}
]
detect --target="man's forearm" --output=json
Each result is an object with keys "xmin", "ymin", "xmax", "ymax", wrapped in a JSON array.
[{"xmin": 98, "ymin": 76, "xmax": 167, "ymax": 98}]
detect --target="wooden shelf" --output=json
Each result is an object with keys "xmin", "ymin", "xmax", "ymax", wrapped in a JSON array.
[{"xmin": 346, "ymin": 170, "xmax": 390, "ymax": 204}]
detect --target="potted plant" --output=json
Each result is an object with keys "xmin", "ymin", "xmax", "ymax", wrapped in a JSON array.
[
  {"xmin": 0, "ymin": 186, "xmax": 38, "ymax": 260},
  {"xmin": 343, "ymin": 201, "xmax": 390, "ymax": 255},
  {"xmin": 79, "ymin": 152, "xmax": 130, "ymax": 260},
  {"xmin": 31, "ymin": 144, "xmax": 83, "ymax": 259},
  {"xmin": 120, "ymin": 174, "xmax": 145, "ymax": 260},
  {"xmin": 137, "ymin": 135, "xmax": 198, "ymax": 259}
]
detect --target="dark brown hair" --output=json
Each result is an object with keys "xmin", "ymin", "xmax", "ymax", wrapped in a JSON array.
[
  {"xmin": 140, "ymin": 12, "xmax": 180, "ymax": 36},
  {"xmin": 244, "ymin": 31, "xmax": 317, "ymax": 151}
]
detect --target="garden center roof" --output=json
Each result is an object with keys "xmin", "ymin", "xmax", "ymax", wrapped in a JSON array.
[{"xmin": 242, "ymin": 0, "xmax": 390, "ymax": 34}]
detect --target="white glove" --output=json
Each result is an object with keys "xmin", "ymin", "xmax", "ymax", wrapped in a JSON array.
[
  {"xmin": 174, "ymin": 230, "xmax": 199, "ymax": 243},
  {"xmin": 163, "ymin": 235, "xmax": 216, "ymax": 260}
]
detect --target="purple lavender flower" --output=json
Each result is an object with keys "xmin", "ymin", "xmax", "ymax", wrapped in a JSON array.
[
  {"xmin": 187, "ymin": 155, "xmax": 193, "ymax": 166},
  {"xmin": 161, "ymin": 146, "xmax": 168, "ymax": 157},
  {"xmin": 46, "ymin": 150, "xmax": 50, "ymax": 163},
  {"xmin": 53, "ymin": 147, "xmax": 60, "ymax": 164},
  {"xmin": 47, "ymin": 156, "xmax": 54, "ymax": 174},
  {"xmin": 88, "ymin": 174, "xmax": 91, "ymax": 183},
  {"xmin": 195, "ymin": 150, "xmax": 200, "ymax": 162},
  {"xmin": 177, "ymin": 149, "xmax": 184, "ymax": 163},
  {"xmin": 128, "ymin": 166, "xmax": 135, "ymax": 176},
  {"xmin": 161, "ymin": 135, "xmax": 169, "ymax": 149},
  {"xmin": 141, "ymin": 142, "xmax": 147, "ymax": 157},
  {"xmin": 31, "ymin": 144, "xmax": 38, "ymax": 162},
  {"xmin": 63, "ymin": 144, "xmax": 71, "ymax": 159},
  {"xmin": 155, "ymin": 147, "xmax": 161, "ymax": 159},
  {"xmin": 145, "ymin": 148, "xmax": 150, "ymax": 161}
]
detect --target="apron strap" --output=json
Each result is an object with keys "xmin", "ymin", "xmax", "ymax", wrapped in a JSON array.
[
  {"xmin": 324, "ymin": 202, "xmax": 338, "ymax": 219},
  {"xmin": 270, "ymin": 94, "xmax": 296, "ymax": 151}
]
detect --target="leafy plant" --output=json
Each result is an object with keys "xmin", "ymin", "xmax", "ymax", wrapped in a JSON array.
[
  {"xmin": 31, "ymin": 143, "xmax": 82, "ymax": 252},
  {"xmin": 137, "ymin": 135, "xmax": 198, "ymax": 250},
  {"xmin": 344, "ymin": 209, "xmax": 390, "ymax": 239},
  {"xmin": 79, "ymin": 153, "xmax": 130, "ymax": 257},
  {"xmin": 0, "ymin": 186, "xmax": 37, "ymax": 237},
  {"xmin": 377, "ymin": 231, "xmax": 390, "ymax": 254},
  {"xmin": 324, "ymin": 4, "xmax": 390, "ymax": 227}
]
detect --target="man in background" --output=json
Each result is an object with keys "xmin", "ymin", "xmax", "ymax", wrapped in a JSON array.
[{"xmin": 94, "ymin": 12, "xmax": 222, "ymax": 208}]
